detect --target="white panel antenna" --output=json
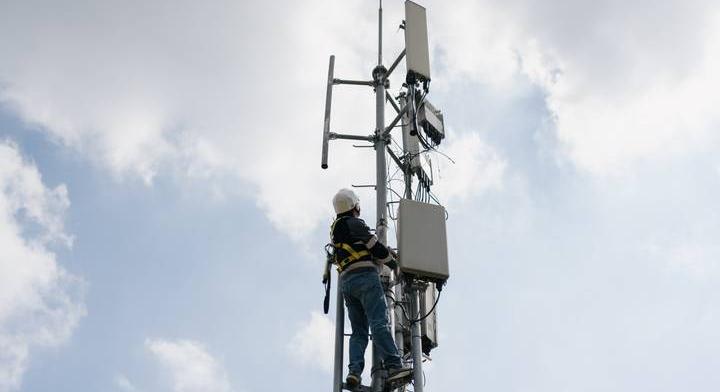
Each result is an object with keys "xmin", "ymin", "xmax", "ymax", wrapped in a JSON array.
[
  {"xmin": 404, "ymin": 1, "xmax": 431, "ymax": 83},
  {"xmin": 397, "ymin": 198, "xmax": 449, "ymax": 282}
]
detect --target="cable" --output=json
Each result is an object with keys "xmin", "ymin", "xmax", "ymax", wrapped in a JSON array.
[
  {"xmin": 393, "ymin": 285, "xmax": 442, "ymax": 324},
  {"xmin": 411, "ymin": 288, "xmax": 441, "ymax": 323}
]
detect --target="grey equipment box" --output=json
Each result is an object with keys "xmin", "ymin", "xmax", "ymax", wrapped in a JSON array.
[
  {"xmin": 404, "ymin": 1, "xmax": 431, "ymax": 83},
  {"xmin": 420, "ymin": 282, "xmax": 439, "ymax": 354},
  {"xmin": 396, "ymin": 282, "xmax": 439, "ymax": 355},
  {"xmin": 417, "ymin": 100, "xmax": 445, "ymax": 145},
  {"xmin": 397, "ymin": 199, "xmax": 449, "ymax": 282}
]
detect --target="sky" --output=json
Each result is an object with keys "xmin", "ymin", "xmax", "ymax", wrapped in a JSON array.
[{"xmin": 1, "ymin": 0, "xmax": 720, "ymax": 391}]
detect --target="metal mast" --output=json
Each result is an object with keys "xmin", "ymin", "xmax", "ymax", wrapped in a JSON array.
[
  {"xmin": 322, "ymin": 2, "xmax": 446, "ymax": 392},
  {"xmin": 372, "ymin": 1, "xmax": 389, "ymax": 391}
]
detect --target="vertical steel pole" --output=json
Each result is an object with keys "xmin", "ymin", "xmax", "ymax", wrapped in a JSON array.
[
  {"xmin": 395, "ymin": 92, "xmax": 410, "ymax": 363},
  {"xmin": 378, "ymin": 0, "xmax": 383, "ymax": 65},
  {"xmin": 399, "ymin": 93, "xmax": 413, "ymax": 199},
  {"xmin": 333, "ymin": 279, "xmax": 345, "ymax": 392},
  {"xmin": 410, "ymin": 285, "xmax": 425, "ymax": 392},
  {"xmin": 372, "ymin": 2, "xmax": 388, "ymax": 392},
  {"xmin": 322, "ymin": 55, "xmax": 335, "ymax": 169}
]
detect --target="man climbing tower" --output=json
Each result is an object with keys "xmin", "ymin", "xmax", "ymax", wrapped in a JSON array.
[{"xmin": 330, "ymin": 188, "xmax": 412, "ymax": 389}]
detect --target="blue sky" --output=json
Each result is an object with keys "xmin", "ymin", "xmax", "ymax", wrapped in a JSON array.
[{"xmin": 1, "ymin": 1, "xmax": 720, "ymax": 391}]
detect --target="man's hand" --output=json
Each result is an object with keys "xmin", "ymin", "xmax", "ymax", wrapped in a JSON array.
[{"xmin": 386, "ymin": 248, "xmax": 399, "ymax": 270}]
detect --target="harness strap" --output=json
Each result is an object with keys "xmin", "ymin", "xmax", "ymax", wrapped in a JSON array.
[
  {"xmin": 330, "ymin": 216, "xmax": 371, "ymax": 272},
  {"xmin": 334, "ymin": 243, "xmax": 370, "ymax": 272}
]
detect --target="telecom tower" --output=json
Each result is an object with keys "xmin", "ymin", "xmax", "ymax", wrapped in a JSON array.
[{"xmin": 321, "ymin": 2, "xmax": 449, "ymax": 392}]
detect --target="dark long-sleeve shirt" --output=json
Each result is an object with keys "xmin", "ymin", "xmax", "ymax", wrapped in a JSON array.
[{"xmin": 331, "ymin": 213, "xmax": 393, "ymax": 274}]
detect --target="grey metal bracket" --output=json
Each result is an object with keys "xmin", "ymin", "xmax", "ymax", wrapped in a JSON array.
[
  {"xmin": 386, "ymin": 91, "xmax": 401, "ymax": 114},
  {"xmin": 383, "ymin": 104, "xmax": 409, "ymax": 136},
  {"xmin": 330, "ymin": 132, "xmax": 375, "ymax": 142},
  {"xmin": 334, "ymin": 78, "xmax": 375, "ymax": 86},
  {"xmin": 384, "ymin": 49, "xmax": 406, "ymax": 81}
]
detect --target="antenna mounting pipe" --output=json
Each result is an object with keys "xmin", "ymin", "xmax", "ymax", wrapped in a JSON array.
[
  {"xmin": 321, "ymin": 55, "xmax": 335, "ymax": 169},
  {"xmin": 334, "ymin": 78, "xmax": 374, "ymax": 86}
]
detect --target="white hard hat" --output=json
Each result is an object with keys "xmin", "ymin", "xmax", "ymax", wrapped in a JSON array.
[{"xmin": 333, "ymin": 188, "xmax": 360, "ymax": 214}]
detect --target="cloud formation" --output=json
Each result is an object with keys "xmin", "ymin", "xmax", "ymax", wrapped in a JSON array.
[
  {"xmin": 0, "ymin": 141, "xmax": 85, "ymax": 391},
  {"xmin": 146, "ymin": 338, "xmax": 232, "ymax": 392},
  {"xmin": 434, "ymin": 0, "xmax": 720, "ymax": 175},
  {"xmin": 288, "ymin": 311, "xmax": 334, "ymax": 374},
  {"xmin": 0, "ymin": 0, "xmax": 507, "ymax": 240}
]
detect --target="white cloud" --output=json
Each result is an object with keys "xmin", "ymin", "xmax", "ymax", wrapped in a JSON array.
[
  {"xmin": 146, "ymin": 338, "xmax": 232, "ymax": 392},
  {"xmin": 2, "ymin": 0, "xmax": 719, "ymax": 236},
  {"xmin": 433, "ymin": 0, "xmax": 720, "ymax": 175},
  {"xmin": 432, "ymin": 131, "xmax": 505, "ymax": 204},
  {"xmin": 114, "ymin": 374, "xmax": 138, "ymax": 392},
  {"xmin": 0, "ymin": 0, "xmax": 382, "ymax": 239},
  {"xmin": 288, "ymin": 311, "xmax": 334, "ymax": 374},
  {"xmin": 0, "ymin": 140, "xmax": 85, "ymax": 392}
]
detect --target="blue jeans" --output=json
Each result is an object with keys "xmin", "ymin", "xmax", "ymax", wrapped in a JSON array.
[{"xmin": 341, "ymin": 269, "xmax": 402, "ymax": 375}]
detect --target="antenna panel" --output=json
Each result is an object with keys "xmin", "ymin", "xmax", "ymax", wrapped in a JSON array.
[
  {"xmin": 404, "ymin": 1, "xmax": 431, "ymax": 83},
  {"xmin": 397, "ymin": 199, "xmax": 449, "ymax": 282}
]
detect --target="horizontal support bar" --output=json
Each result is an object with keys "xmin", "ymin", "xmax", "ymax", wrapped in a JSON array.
[
  {"xmin": 330, "ymin": 132, "xmax": 374, "ymax": 142},
  {"xmin": 333, "ymin": 78, "xmax": 374, "ymax": 86},
  {"xmin": 384, "ymin": 49, "xmax": 406, "ymax": 80}
]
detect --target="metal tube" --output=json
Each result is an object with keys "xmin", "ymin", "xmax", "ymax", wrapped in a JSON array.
[
  {"xmin": 372, "ymin": 3, "xmax": 387, "ymax": 383},
  {"xmin": 386, "ymin": 147, "xmax": 403, "ymax": 169},
  {"xmin": 386, "ymin": 91, "xmax": 401, "ymax": 114},
  {"xmin": 378, "ymin": 0, "xmax": 383, "ymax": 65},
  {"xmin": 372, "ymin": 78, "xmax": 388, "ymax": 391},
  {"xmin": 399, "ymin": 93, "xmax": 412, "ymax": 199},
  {"xmin": 333, "ymin": 277, "xmax": 345, "ymax": 392},
  {"xmin": 334, "ymin": 78, "xmax": 375, "ymax": 86},
  {"xmin": 410, "ymin": 285, "xmax": 425, "ymax": 392},
  {"xmin": 384, "ymin": 104, "xmax": 409, "ymax": 136},
  {"xmin": 385, "ymin": 49, "xmax": 406, "ymax": 80},
  {"xmin": 322, "ymin": 55, "xmax": 335, "ymax": 169},
  {"xmin": 330, "ymin": 132, "xmax": 375, "ymax": 142}
]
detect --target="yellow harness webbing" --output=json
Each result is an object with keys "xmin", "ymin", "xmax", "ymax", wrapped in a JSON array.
[{"xmin": 330, "ymin": 217, "xmax": 370, "ymax": 272}]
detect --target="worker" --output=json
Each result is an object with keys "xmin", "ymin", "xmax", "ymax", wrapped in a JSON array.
[{"xmin": 330, "ymin": 188, "xmax": 412, "ymax": 389}]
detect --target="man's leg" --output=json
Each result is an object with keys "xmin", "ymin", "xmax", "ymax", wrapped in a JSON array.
[
  {"xmin": 343, "ymin": 279, "xmax": 369, "ymax": 377},
  {"xmin": 357, "ymin": 272, "xmax": 403, "ymax": 369}
]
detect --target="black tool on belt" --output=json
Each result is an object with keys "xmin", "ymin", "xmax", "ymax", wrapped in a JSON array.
[{"xmin": 322, "ymin": 244, "xmax": 334, "ymax": 314}]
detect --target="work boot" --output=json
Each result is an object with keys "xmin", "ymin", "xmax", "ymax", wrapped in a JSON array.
[
  {"xmin": 345, "ymin": 373, "xmax": 361, "ymax": 390},
  {"xmin": 386, "ymin": 366, "xmax": 413, "ymax": 383}
]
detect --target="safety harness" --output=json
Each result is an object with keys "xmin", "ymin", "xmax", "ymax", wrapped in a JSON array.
[
  {"xmin": 323, "ymin": 216, "xmax": 372, "ymax": 314},
  {"xmin": 329, "ymin": 216, "xmax": 370, "ymax": 273}
]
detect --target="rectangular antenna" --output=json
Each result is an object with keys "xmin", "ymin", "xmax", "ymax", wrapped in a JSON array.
[
  {"xmin": 404, "ymin": 1, "xmax": 431, "ymax": 83},
  {"xmin": 321, "ymin": 55, "xmax": 335, "ymax": 169},
  {"xmin": 397, "ymin": 199, "xmax": 449, "ymax": 282}
]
